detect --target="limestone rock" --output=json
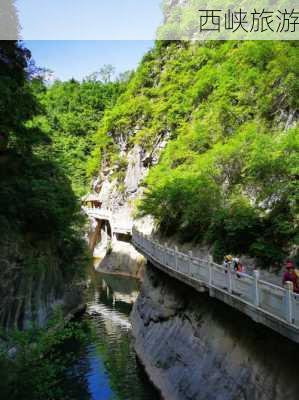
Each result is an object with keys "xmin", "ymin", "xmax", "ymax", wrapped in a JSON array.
[
  {"xmin": 131, "ymin": 265, "xmax": 299, "ymax": 400},
  {"xmin": 96, "ymin": 240, "xmax": 145, "ymax": 279}
]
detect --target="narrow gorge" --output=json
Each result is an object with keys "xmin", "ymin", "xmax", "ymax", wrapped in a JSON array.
[
  {"xmin": 0, "ymin": 20, "xmax": 298, "ymax": 400},
  {"xmin": 82, "ymin": 39, "xmax": 298, "ymax": 399}
]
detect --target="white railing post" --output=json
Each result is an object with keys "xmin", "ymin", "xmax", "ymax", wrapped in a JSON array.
[
  {"xmin": 162, "ymin": 245, "xmax": 166, "ymax": 266},
  {"xmin": 152, "ymin": 240, "xmax": 156, "ymax": 258},
  {"xmin": 158, "ymin": 242, "xmax": 161, "ymax": 262},
  {"xmin": 228, "ymin": 266, "xmax": 232, "ymax": 294},
  {"xmin": 209, "ymin": 262, "xmax": 215, "ymax": 297},
  {"xmin": 209, "ymin": 262, "xmax": 213, "ymax": 286},
  {"xmin": 188, "ymin": 251, "xmax": 193, "ymax": 275},
  {"xmin": 253, "ymin": 270, "xmax": 260, "ymax": 307},
  {"xmin": 164, "ymin": 243, "xmax": 169, "ymax": 266},
  {"xmin": 164, "ymin": 245, "xmax": 168, "ymax": 266},
  {"xmin": 285, "ymin": 282, "xmax": 293, "ymax": 324},
  {"xmin": 174, "ymin": 246, "xmax": 178, "ymax": 270}
]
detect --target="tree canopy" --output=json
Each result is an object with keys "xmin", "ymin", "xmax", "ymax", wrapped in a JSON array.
[
  {"xmin": 0, "ymin": 42, "xmax": 126, "ymax": 322},
  {"xmin": 92, "ymin": 40, "xmax": 299, "ymax": 267}
]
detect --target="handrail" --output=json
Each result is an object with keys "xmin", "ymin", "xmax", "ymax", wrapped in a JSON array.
[{"xmin": 132, "ymin": 229, "xmax": 299, "ymax": 339}]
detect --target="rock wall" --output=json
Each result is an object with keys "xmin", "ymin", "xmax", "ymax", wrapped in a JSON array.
[
  {"xmin": 131, "ymin": 264, "xmax": 299, "ymax": 400},
  {"xmin": 0, "ymin": 231, "xmax": 84, "ymax": 330},
  {"xmin": 87, "ymin": 136, "xmax": 285, "ymax": 283},
  {"xmin": 94, "ymin": 239, "xmax": 145, "ymax": 279},
  {"xmin": 89, "ymin": 140, "xmax": 167, "ymax": 277}
]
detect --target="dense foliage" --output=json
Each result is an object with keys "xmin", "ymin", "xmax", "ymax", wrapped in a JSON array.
[
  {"xmin": 0, "ymin": 41, "xmax": 126, "ymax": 398},
  {"xmin": 33, "ymin": 76, "xmax": 127, "ymax": 196},
  {"xmin": 0, "ymin": 40, "xmax": 130, "ymax": 332},
  {"xmin": 0, "ymin": 41, "xmax": 36, "ymax": 153},
  {"xmin": 93, "ymin": 41, "xmax": 298, "ymax": 267},
  {"xmin": 0, "ymin": 311, "xmax": 91, "ymax": 400},
  {"xmin": 0, "ymin": 42, "xmax": 126, "ymax": 299},
  {"xmin": 0, "ymin": 41, "xmax": 88, "ymax": 289}
]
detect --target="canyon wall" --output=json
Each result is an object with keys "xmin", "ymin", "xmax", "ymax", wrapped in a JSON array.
[
  {"xmin": 131, "ymin": 265, "xmax": 299, "ymax": 400},
  {"xmin": 0, "ymin": 229, "xmax": 85, "ymax": 330},
  {"xmin": 88, "ymin": 139, "xmax": 168, "ymax": 278}
]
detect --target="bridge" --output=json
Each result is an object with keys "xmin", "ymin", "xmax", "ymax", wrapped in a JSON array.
[
  {"xmin": 82, "ymin": 207, "xmax": 133, "ymax": 236},
  {"xmin": 132, "ymin": 229, "xmax": 299, "ymax": 344}
]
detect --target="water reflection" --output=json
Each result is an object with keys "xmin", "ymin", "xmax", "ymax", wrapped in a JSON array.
[{"xmin": 69, "ymin": 270, "xmax": 159, "ymax": 400}]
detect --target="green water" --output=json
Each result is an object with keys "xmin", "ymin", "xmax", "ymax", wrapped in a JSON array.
[{"xmin": 66, "ymin": 270, "xmax": 160, "ymax": 400}]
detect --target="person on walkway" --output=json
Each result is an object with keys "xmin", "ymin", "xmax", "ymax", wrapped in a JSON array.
[
  {"xmin": 282, "ymin": 261, "xmax": 299, "ymax": 293},
  {"xmin": 232, "ymin": 257, "xmax": 244, "ymax": 278},
  {"xmin": 223, "ymin": 255, "xmax": 233, "ymax": 274}
]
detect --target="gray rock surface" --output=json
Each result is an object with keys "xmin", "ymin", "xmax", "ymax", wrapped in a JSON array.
[
  {"xmin": 0, "ymin": 232, "xmax": 84, "ymax": 330},
  {"xmin": 124, "ymin": 145, "xmax": 145, "ymax": 194},
  {"xmin": 88, "ymin": 139, "xmax": 166, "ymax": 277},
  {"xmin": 95, "ymin": 240, "xmax": 145, "ymax": 279},
  {"xmin": 131, "ymin": 265, "xmax": 299, "ymax": 400}
]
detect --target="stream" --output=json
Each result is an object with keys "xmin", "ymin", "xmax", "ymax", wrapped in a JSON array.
[{"xmin": 64, "ymin": 269, "xmax": 160, "ymax": 400}]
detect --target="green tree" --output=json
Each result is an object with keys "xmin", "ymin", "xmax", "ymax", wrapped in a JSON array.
[
  {"xmin": 32, "ymin": 74, "xmax": 126, "ymax": 195},
  {"xmin": 94, "ymin": 40, "xmax": 299, "ymax": 267}
]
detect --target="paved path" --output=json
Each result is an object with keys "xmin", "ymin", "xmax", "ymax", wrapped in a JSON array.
[{"xmin": 132, "ymin": 229, "xmax": 299, "ymax": 344}]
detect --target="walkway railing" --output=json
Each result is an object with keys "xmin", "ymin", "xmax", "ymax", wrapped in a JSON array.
[{"xmin": 132, "ymin": 229, "xmax": 299, "ymax": 341}]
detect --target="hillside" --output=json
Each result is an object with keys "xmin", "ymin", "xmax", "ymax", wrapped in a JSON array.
[
  {"xmin": 90, "ymin": 40, "xmax": 299, "ymax": 267},
  {"xmin": 0, "ymin": 41, "xmax": 125, "ymax": 328}
]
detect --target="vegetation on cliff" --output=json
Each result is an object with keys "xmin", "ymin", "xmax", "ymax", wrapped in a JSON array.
[
  {"xmin": 0, "ymin": 311, "xmax": 91, "ymax": 400},
  {"xmin": 0, "ymin": 42, "xmax": 84, "ymax": 329},
  {"xmin": 0, "ymin": 41, "xmax": 125, "ymax": 327},
  {"xmin": 91, "ymin": 41, "xmax": 298, "ymax": 266},
  {"xmin": 32, "ymin": 74, "xmax": 127, "ymax": 196},
  {"xmin": 0, "ymin": 40, "xmax": 129, "ymax": 397}
]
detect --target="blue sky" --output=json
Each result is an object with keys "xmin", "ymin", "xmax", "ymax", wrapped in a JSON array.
[
  {"xmin": 25, "ymin": 41, "xmax": 154, "ymax": 81},
  {"xmin": 17, "ymin": 0, "xmax": 163, "ymax": 40},
  {"xmin": 18, "ymin": 1, "xmax": 160, "ymax": 81}
]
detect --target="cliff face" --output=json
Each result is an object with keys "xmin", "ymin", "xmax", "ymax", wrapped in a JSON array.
[
  {"xmin": 0, "ymin": 229, "xmax": 84, "ymax": 330},
  {"xmin": 131, "ymin": 265, "xmax": 299, "ymax": 400},
  {"xmin": 88, "ymin": 138, "xmax": 168, "ymax": 277},
  {"xmin": 85, "ymin": 39, "xmax": 298, "ymax": 396},
  {"xmin": 89, "ymin": 40, "xmax": 298, "ymax": 270}
]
